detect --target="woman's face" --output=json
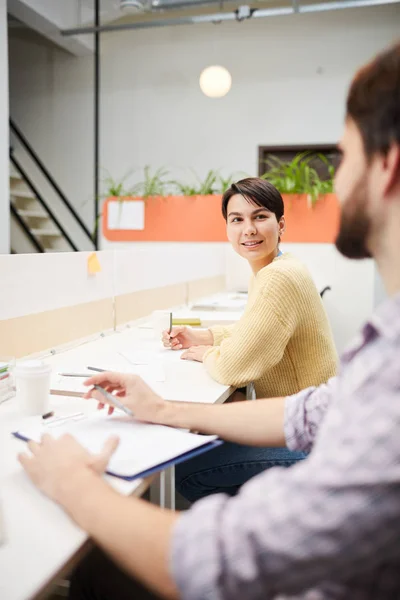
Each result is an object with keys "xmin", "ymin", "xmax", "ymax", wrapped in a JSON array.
[{"xmin": 226, "ymin": 194, "xmax": 285, "ymax": 266}]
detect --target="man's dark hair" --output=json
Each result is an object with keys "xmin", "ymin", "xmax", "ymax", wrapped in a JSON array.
[
  {"xmin": 347, "ymin": 42, "xmax": 400, "ymax": 158},
  {"xmin": 222, "ymin": 177, "xmax": 284, "ymax": 222}
]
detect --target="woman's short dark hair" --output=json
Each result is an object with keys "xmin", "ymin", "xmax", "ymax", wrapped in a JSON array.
[{"xmin": 222, "ymin": 177, "xmax": 284, "ymax": 222}]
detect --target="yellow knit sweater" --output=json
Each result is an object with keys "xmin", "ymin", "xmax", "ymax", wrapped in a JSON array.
[{"xmin": 203, "ymin": 253, "xmax": 338, "ymax": 398}]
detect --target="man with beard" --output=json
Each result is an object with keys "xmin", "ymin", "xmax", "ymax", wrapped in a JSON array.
[{"xmin": 19, "ymin": 41, "xmax": 400, "ymax": 600}]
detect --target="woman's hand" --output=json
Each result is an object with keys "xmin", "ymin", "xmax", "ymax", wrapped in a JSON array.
[
  {"xmin": 181, "ymin": 345, "xmax": 211, "ymax": 363},
  {"xmin": 83, "ymin": 372, "xmax": 167, "ymax": 423},
  {"xmin": 162, "ymin": 326, "xmax": 213, "ymax": 350}
]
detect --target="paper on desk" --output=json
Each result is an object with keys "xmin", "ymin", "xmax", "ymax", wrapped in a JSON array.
[
  {"xmin": 191, "ymin": 298, "xmax": 246, "ymax": 311},
  {"xmin": 0, "ymin": 496, "xmax": 6, "ymax": 546},
  {"xmin": 16, "ymin": 412, "xmax": 218, "ymax": 479},
  {"xmin": 51, "ymin": 357, "xmax": 165, "ymax": 397}
]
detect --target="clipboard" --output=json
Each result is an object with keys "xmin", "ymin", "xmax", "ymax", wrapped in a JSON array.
[
  {"xmin": 12, "ymin": 412, "xmax": 222, "ymax": 482},
  {"xmin": 13, "ymin": 431, "xmax": 221, "ymax": 481}
]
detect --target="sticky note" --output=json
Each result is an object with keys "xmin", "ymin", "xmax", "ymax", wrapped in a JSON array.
[{"xmin": 87, "ymin": 252, "xmax": 101, "ymax": 275}]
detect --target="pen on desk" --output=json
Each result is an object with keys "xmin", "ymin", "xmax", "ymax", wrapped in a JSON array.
[
  {"xmin": 93, "ymin": 385, "xmax": 134, "ymax": 417},
  {"xmin": 87, "ymin": 366, "xmax": 106, "ymax": 373}
]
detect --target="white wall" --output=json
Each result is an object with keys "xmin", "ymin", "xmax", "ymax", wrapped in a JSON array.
[
  {"xmin": 8, "ymin": 4, "xmax": 400, "ymax": 237},
  {"xmin": 0, "ymin": 3, "xmax": 9, "ymax": 254}
]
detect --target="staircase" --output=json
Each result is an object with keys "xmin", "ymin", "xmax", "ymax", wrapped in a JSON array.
[
  {"xmin": 10, "ymin": 163, "xmax": 72, "ymax": 253},
  {"xmin": 9, "ymin": 119, "xmax": 96, "ymax": 254}
]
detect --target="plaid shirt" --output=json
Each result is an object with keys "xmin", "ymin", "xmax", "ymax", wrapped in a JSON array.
[{"xmin": 171, "ymin": 292, "xmax": 400, "ymax": 600}]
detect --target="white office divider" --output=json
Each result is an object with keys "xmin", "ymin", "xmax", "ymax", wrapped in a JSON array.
[
  {"xmin": 0, "ymin": 252, "xmax": 115, "ymax": 357},
  {"xmin": 113, "ymin": 244, "xmax": 226, "ymax": 325},
  {"xmin": 113, "ymin": 243, "xmax": 226, "ymax": 296},
  {"xmin": 0, "ymin": 246, "xmax": 227, "ymax": 356},
  {"xmin": 0, "ymin": 252, "xmax": 115, "ymax": 321}
]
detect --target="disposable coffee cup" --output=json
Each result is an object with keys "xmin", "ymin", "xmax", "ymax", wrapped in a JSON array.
[{"xmin": 15, "ymin": 360, "xmax": 52, "ymax": 416}]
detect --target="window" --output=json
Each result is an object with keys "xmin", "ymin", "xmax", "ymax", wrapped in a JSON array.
[{"xmin": 258, "ymin": 144, "xmax": 340, "ymax": 180}]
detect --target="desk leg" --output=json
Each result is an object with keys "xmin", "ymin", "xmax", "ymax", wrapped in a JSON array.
[
  {"xmin": 160, "ymin": 470, "xmax": 166, "ymax": 509},
  {"xmin": 246, "ymin": 383, "xmax": 256, "ymax": 400},
  {"xmin": 168, "ymin": 465, "xmax": 176, "ymax": 511}
]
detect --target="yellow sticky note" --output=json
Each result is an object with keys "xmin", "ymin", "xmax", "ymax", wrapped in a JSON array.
[{"xmin": 87, "ymin": 252, "xmax": 101, "ymax": 275}]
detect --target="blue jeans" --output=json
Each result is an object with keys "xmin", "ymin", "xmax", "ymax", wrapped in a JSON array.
[{"xmin": 176, "ymin": 442, "xmax": 306, "ymax": 503}]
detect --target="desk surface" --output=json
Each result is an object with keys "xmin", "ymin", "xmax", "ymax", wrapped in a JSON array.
[
  {"xmin": 190, "ymin": 292, "xmax": 247, "ymax": 312},
  {"xmin": 0, "ymin": 324, "xmax": 233, "ymax": 600}
]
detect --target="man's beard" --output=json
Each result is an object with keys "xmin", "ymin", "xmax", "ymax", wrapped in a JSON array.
[{"xmin": 335, "ymin": 184, "xmax": 372, "ymax": 260}]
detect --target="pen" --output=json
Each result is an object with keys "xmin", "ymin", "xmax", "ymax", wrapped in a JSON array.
[
  {"xmin": 87, "ymin": 366, "xmax": 106, "ymax": 373},
  {"xmin": 93, "ymin": 385, "xmax": 134, "ymax": 417},
  {"xmin": 59, "ymin": 373, "xmax": 91, "ymax": 378}
]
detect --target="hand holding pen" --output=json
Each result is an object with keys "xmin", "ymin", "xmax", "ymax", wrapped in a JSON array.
[{"xmin": 83, "ymin": 372, "xmax": 166, "ymax": 424}]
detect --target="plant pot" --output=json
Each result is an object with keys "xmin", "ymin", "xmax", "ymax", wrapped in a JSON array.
[
  {"xmin": 282, "ymin": 193, "xmax": 340, "ymax": 243},
  {"xmin": 102, "ymin": 195, "xmax": 226, "ymax": 242},
  {"xmin": 102, "ymin": 193, "xmax": 340, "ymax": 244}
]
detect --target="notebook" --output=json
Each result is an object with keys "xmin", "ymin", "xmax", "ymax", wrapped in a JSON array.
[{"xmin": 13, "ymin": 411, "xmax": 222, "ymax": 481}]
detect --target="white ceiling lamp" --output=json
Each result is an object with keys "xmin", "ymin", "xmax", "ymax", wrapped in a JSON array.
[
  {"xmin": 199, "ymin": 65, "xmax": 232, "ymax": 98},
  {"xmin": 120, "ymin": 0, "xmax": 146, "ymax": 12}
]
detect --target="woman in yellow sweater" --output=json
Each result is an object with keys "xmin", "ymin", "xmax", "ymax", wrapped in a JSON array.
[{"xmin": 163, "ymin": 177, "xmax": 337, "ymax": 502}]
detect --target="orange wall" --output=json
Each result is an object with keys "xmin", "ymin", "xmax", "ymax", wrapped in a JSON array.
[{"xmin": 103, "ymin": 194, "xmax": 339, "ymax": 244}]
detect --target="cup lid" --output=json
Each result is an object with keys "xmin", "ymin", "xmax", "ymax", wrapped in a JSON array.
[{"xmin": 15, "ymin": 360, "xmax": 51, "ymax": 375}]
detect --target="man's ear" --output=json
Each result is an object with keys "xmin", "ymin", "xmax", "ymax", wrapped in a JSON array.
[{"xmin": 383, "ymin": 143, "xmax": 400, "ymax": 197}]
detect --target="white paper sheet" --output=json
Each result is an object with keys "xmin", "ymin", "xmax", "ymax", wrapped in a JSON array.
[
  {"xmin": 51, "ymin": 354, "xmax": 166, "ymax": 396},
  {"xmin": 17, "ymin": 412, "xmax": 218, "ymax": 478},
  {"xmin": 107, "ymin": 201, "xmax": 145, "ymax": 231}
]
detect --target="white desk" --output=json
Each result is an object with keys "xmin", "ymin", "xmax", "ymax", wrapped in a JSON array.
[
  {"xmin": 0, "ymin": 324, "xmax": 233, "ymax": 600},
  {"xmin": 0, "ymin": 394, "xmax": 148, "ymax": 600},
  {"xmin": 190, "ymin": 292, "xmax": 248, "ymax": 312}
]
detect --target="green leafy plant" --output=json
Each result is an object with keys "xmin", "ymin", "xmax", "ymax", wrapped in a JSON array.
[
  {"xmin": 260, "ymin": 152, "xmax": 335, "ymax": 205},
  {"xmin": 218, "ymin": 173, "xmax": 239, "ymax": 193},
  {"xmin": 132, "ymin": 166, "xmax": 171, "ymax": 199},
  {"xmin": 170, "ymin": 170, "xmax": 241, "ymax": 196},
  {"xmin": 100, "ymin": 167, "xmax": 244, "ymax": 201},
  {"xmin": 102, "ymin": 170, "xmax": 134, "ymax": 198},
  {"xmin": 171, "ymin": 169, "xmax": 219, "ymax": 196}
]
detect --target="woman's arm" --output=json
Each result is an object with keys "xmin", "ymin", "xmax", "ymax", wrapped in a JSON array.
[{"xmin": 203, "ymin": 272, "xmax": 298, "ymax": 387}]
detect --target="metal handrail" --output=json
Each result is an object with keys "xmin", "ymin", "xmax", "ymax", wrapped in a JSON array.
[{"xmin": 9, "ymin": 119, "xmax": 95, "ymax": 246}]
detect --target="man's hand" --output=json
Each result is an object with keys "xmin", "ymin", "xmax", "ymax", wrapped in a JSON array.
[
  {"xmin": 181, "ymin": 345, "xmax": 211, "ymax": 362},
  {"xmin": 84, "ymin": 372, "xmax": 167, "ymax": 423},
  {"xmin": 18, "ymin": 433, "xmax": 118, "ymax": 504}
]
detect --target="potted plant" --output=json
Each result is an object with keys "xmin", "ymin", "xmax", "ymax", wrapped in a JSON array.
[
  {"xmin": 260, "ymin": 152, "xmax": 339, "ymax": 243},
  {"xmin": 102, "ymin": 168, "xmax": 238, "ymax": 242}
]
